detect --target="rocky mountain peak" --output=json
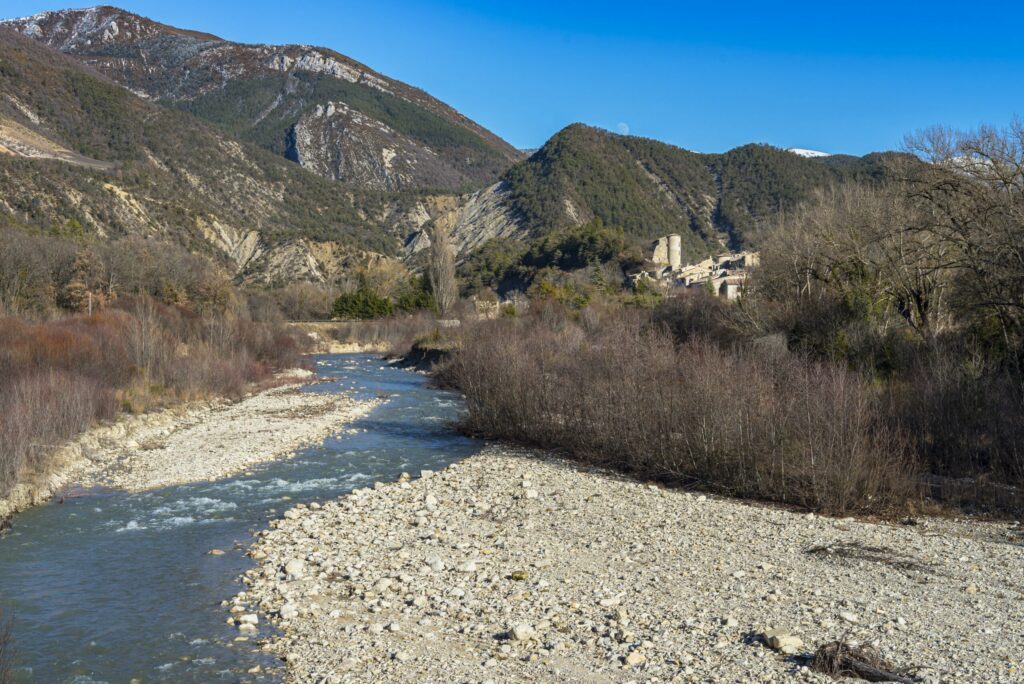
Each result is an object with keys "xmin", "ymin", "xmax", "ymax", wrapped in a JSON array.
[{"xmin": 3, "ymin": 6, "xmax": 221, "ymax": 50}]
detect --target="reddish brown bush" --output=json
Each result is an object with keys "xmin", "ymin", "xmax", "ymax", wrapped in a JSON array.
[{"xmin": 0, "ymin": 296, "xmax": 312, "ymax": 495}]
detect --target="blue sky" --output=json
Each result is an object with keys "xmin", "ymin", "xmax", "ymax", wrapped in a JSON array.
[{"xmin": 3, "ymin": 1, "xmax": 1022, "ymax": 155}]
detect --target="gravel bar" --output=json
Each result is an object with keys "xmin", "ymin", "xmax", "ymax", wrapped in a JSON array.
[{"xmin": 234, "ymin": 446, "xmax": 1024, "ymax": 683}]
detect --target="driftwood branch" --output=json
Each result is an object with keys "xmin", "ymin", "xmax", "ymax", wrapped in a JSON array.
[{"xmin": 811, "ymin": 640, "xmax": 916, "ymax": 683}]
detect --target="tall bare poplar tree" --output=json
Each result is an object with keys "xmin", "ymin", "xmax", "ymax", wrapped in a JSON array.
[{"xmin": 428, "ymin": 221, "xmax": 458, "ymax": 318}]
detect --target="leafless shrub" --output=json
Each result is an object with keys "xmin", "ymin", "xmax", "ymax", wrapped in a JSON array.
[
  {"xmin": 446, "ymin": 305, "xmax": 918, "ymax": 515},
  {"xmin": 892, "ymin": 356, "xmax": 1024, "ymax": 487},
  {"xmin": 326, "ymin": 313, "xmax": 439, "ymax": 357},
  {"xmin": 0, "ymin": 369, "xmax": 113, "ymax": 495},
  {"xmin": 266, "ymin": 282, "xmax": 336, "ymax": 321},
  {"xmin": 651, "ymin": 290, "xmax": 739, "ymax": 346}
]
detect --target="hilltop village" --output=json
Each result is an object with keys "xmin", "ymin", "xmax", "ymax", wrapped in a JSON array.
[{"xmin": 633, "ymin": 234, "xmax": 759, "ymax": 299}]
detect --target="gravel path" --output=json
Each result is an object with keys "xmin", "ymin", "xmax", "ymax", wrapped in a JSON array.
[{"xmin": 234, "ymin": 446, "xmax": 1024, "ymax": 683}]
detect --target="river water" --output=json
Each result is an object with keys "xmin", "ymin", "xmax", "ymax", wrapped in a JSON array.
[{"xmin": 0, "ymin": 354, "xmax": 480, "ymax": 683}]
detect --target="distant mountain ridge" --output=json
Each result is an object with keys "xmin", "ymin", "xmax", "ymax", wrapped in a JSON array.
[
  {"xmin": 480, "ymin": 125, "xmax": 904, "ymax": 258},
  {"xmin": 1, "ymin": 6, "xmax": 522, "ymax": 192}
]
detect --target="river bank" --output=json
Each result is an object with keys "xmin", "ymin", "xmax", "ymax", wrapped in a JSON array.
[
  {"xmin": 0, "ymin": 369, "xmax": 379, "ymax": 521},
  {"xmin": 236, "ymin": 446, "xmax": 1024, "ymax": 683}
]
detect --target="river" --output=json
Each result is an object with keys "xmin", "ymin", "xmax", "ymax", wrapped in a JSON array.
[{"xmin": 0, "ymin": 354, "xmax": 481, "ymax": 682}]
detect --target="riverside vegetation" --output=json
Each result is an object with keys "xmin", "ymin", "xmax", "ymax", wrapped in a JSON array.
[
  {"xmin": 432, "ymin": 121, "xmax": 1024, "ymax": 517},
  {"xmin": 0, "ymin": 296, "xmax": 312, "ymax": 500}
]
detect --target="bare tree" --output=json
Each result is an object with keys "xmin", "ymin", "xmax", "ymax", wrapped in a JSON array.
[
  {"xmin": 126, "ymin": 295, "xmax": 164, "ymax": 380},
  {"xmin": 755, "ymin": 183, "xmax": 956, "ymax": 344},
  {"xmin": 903, "ymin": 120, "xmax": 1024, "ymax": 353},
  {"xmin": 427, "ymin": 222, "xmax": 458, "ymax": 318},
  {"xmin": 753, "ymin": 118, "xmax": 1024, "ymax": 356}
]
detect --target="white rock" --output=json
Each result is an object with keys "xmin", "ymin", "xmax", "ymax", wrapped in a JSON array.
[
  {"xmin": 763, "ymin": 628, "xmax": 803, "ymax": 654},
  {"xmin": 510, "ymin": 623, "xmax": 536, "ymax": 641}
]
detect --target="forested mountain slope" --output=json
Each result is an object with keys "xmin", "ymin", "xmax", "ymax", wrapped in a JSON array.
[
  {"xmin": 495, "ymin": 124, "xmax": 904, "ymax": 259},
  {"xmin": 1, "ymin": 8, "xmax": 910, "ymax": 281}
]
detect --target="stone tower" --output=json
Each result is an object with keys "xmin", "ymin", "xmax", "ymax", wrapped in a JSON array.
[{"xmin": 668, "ymin": 234, "xmax": 682, "ymax": 270}]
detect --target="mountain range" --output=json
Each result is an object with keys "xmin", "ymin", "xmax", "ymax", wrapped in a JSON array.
[
  {"xmin": 0, "ymin": 6, "xmax": 904, "ymax": 285},
  {"xmin": 1, "ymin": 5, "xmax": 520, "ymax": 192}
]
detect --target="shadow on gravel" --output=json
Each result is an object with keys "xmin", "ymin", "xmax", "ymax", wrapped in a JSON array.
[{"xmin": 805, "ymin": 541, "xmax": 937, "ymax": 576}]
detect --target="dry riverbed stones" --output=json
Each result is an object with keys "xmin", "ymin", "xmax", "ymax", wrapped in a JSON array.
[
  {"xmin": 233, "ymin": 447, "xmax": 1024, "ymax": 682},
  {"xmin": 69, "ymin": 379, "xmax": 379, "ymax": 492}
]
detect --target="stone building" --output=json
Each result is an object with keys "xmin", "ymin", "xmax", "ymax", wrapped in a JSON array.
[
  {"xmin": 716, "ymin": 276, "xmax": 746, "ymax": 301},
  {"xmin": 650, "ymin": 234, "xmax": 683, "ymax": 270},
  {"xmin": 636, "ymin": 236, "xmax": 758, "ymax": 300}
]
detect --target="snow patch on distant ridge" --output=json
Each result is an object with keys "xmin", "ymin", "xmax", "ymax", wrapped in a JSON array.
[{"xmin": 787, "ymin": 148, "xmax": 831, "ymax": 158}]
